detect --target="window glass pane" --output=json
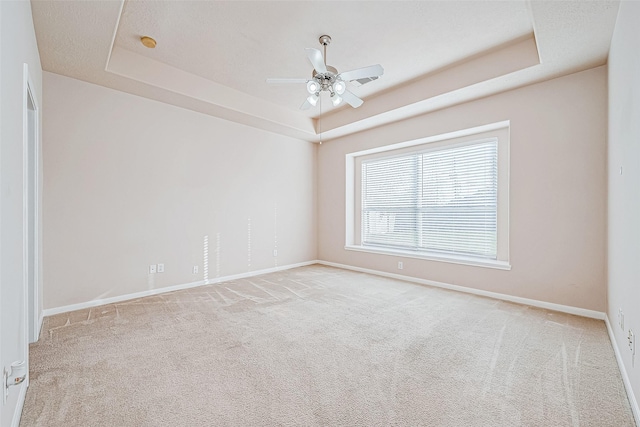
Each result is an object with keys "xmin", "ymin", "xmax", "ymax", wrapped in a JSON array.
[
  {"xmin": 362, "ymin": 140, "xmax": 497, "ymax": 259},
  {"xmin": 362, "ymin": 154, "xmax": 418, "ymax": 250}
]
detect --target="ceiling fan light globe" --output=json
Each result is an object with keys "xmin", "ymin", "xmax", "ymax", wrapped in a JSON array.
[
  {"xmin": 307, "ymin": 81, "xmax": 319, "ymax": 94},
  {"xmin": 334, "ymin": 81, "xmax": 346, "ymax": 95},
  {"xmin": 307, "ymin": 94, "xmax": 319, "ymax": 106},
  {"xmin": 332, "ymin": 94, "xmax": 343, "ymax": 106}
]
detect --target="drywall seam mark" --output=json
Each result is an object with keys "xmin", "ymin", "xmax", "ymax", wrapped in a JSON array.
[
  {"xmin": 104, "ymin": 0, "xmax": 126, "ymax": 70},
  {"xmin": 203, "ymin": 235, "xmax": 209, "ymax": 282},
  {"xmin": 274, "ymin": 203, "xmax": 278, "ymax": 267},
  {"xmin": 215, "ymin": 232, "xmax": 220, "ymax": 279},
  {"xmin": 247, "ymin": 217, "xmax": 252, "ymax": 268}
]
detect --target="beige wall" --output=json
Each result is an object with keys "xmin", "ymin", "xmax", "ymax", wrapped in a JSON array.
[
  {"xmin": 318, "ymin": 66, "xmax": 607, "ymax": 312},
  {"xmin": 608, "ymin": 0, "xmax": 640, "ymax": 412},
  {"xmin": 43, "ymin": 72, "xmax": 317, "ymax": 310}
]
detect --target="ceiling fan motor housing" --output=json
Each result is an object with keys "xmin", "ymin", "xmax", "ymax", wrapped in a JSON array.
[{"xmin": 312, "ymin": 66, "xmax": 339, "ymax": 94}]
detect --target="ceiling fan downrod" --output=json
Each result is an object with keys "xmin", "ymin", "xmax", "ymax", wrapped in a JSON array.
[{"xmin": 319, "ymin": 34, "xmax": 331, "ymax": 66}]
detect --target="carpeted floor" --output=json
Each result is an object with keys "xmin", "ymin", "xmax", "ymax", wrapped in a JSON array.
[{"xmin": 21, "ymin": 265, "xmax": 636, "ymax": 426}]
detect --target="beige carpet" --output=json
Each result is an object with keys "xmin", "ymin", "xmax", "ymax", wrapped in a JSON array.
[{"xmin": 21, "ymin": 265, "xmax": 635, "ymax": 426}]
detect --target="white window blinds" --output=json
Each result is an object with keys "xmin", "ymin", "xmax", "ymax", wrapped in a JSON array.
[{"xmin": 361, "ymin": 140, "xmax": 498, "ymax": 259}]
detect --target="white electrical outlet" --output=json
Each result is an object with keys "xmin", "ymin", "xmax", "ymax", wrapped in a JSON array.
[
  {"xmin": 149, "ymin": 264, "xmax": 157, "ymax": 274},
  {"xmin": 192, "ymin": 265, "xmax": 199, "ymax": 274},
  {"xmin": 157, "ymin": 263, "xmax": 164, "ymax": 273},
  {"xmin": 398, "ymin": 261, "xmax": 403, "ymax": 270}
]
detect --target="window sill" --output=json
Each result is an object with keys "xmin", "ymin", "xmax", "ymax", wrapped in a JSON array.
[{"xmin": 344, "ymin": 245, "xmax": 512, "ymax": 270}]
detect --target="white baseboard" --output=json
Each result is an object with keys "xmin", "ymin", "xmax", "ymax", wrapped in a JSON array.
[
  {"xmin": 317, "ymin": 260, "xmax": 606, "ymax": 320},
  {"xmin": 604, "ymin": 315, "xmax": 640, "ymax": 425},
  {"xmin": 43, "ymin": 260, "xmax": 317, "ymax": 317},
  {"xmin": 11, "ymin": 381, "xmax": 28, "ymax": 427},
  {"xmin": 44, "ymin": 258, "xmax": 606, "ymax": 320}
]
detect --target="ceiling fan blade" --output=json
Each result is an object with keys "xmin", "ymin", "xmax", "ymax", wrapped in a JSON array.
[
  {"xmin": 305, "ymin": 48, "xmax": 327, "ymax": 74},
  {"xmin": 350, "ymin": 76, "xmax": 380, "ymax": 87},
  {"xmin": 341, "ymin": 90, "xmax": 364, "ymax": 108},
  {"xmin": 266, "ymin": 78, "xmax": 308, "ymax": 84},
  {"xmin": 300, "ymin": 98, "xmax": 312, "ymax": 110},
  {"xmin": 338, "ymin": 64, "xmax": 384, "ymax": 82}
]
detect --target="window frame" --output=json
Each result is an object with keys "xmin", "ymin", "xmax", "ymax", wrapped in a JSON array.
[{"xmin": 345, "ymin": 121, "xmax": 511, "ymax": 270}]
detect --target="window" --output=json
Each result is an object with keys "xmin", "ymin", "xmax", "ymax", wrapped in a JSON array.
[{"xmin": 346, "ymin": 122, "xmax": 510, "ymax": 270}]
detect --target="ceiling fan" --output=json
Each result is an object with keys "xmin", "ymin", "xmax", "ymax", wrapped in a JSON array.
[{"xmin": 266, "ymin": 35, "xmax": 384, "ymax": 110}]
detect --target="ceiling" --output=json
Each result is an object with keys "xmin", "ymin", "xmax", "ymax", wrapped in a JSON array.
[{"xmin": 31, "ymin": 1, "xmax": 620, "ymax": 142}]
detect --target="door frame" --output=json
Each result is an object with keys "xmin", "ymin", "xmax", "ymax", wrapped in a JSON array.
[{"xmin": 23, "ymin": 63, "xmax": 41, "ymax": 346}]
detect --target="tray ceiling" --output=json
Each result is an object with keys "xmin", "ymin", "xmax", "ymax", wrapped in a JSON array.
[{"xmin": 31, "ymin": 0, "xmax": 619, "ymax": 142}]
